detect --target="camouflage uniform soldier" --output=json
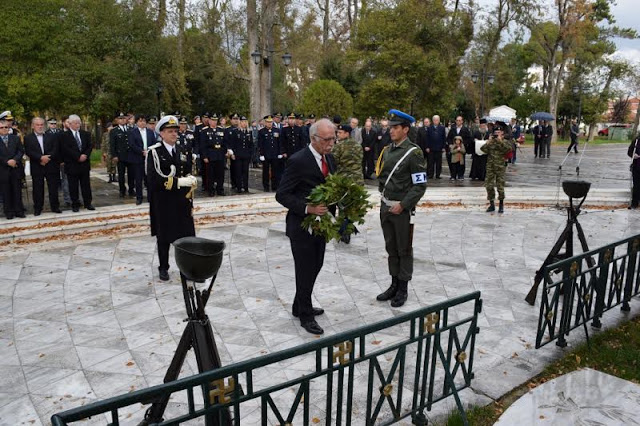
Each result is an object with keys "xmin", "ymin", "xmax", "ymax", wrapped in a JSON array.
[
  {"xmin": 376, "ymin": 110, "xmax": 427, "ymax": 307},
  {"xmin": 333, "ymin": 124, "xmax": 364, "ymax": 185},
  {"xmin": 480, "ymin": 121, "xmax": 511, "ymax": 213},
  {"xmin": 101, "ymin": 122, "xmax": 115, "ymax": 182}
]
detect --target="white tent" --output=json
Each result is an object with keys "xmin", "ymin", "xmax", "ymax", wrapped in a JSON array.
[{"xmin": 488, "ymin": 105, "xmax": 516, "ymax": 120}]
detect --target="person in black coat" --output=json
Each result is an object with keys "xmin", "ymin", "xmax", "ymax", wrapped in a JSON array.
[
  {"xmin": 128, "ymin": 115, "xmax": 156, "ymax": 204},
  {"xmin": 276, "ymin": 118, "xmax": 336, "ymax": 335},
  {"xmin": 281, "ymin": 113, "xmax": 305, "ymax": 159},
  {"xmin": 24, "ymin": 117, "xmax": 61, "ymax": 215},
  {"xmin": 533, "ymin": 120, "xmax": 553, "ymax": 159},
  {"xmin": 60, "ymin": 115, "xmax": 94, "ymax": 212},
  {"xmin": 628, "ymin": 134, "xmax": 640, "ymax": 209},
  {"xmin": 147, "ymin": 115, "xmax": 197, "ymax": 281},
  {"xmin": 446, "ymin": 116, "xmax": 473, "ymax": 180},
  {"xmin": 361, "ymin": 119, "xmax": 377, "ymax": 179},
  {"xmin": 470, "ymin": 119, "xmax": 490, "ymax": 181},
  {"xmin": 200, "ymin": 115, "xmax": 228, "ymax": 196},
  {"xmin": 110, "ymin": 112, "xmax": 134, "ymax": 197},
  {"xmin": 258, "ymin": 115, "xmax": 283, "ymax": 192},
  {"xmin": 374, "ymin": 119, "xmax": 391, "ymax": 166},
  {"xmin": 228, "ymin": 116, "xmax": 254, "ymax": 193},
  {"xmin": 0, "ymin": 119, "xmax": 25, "ymax": 218},
  {"xmin": 426, "ymin": 115, "xmax": 446, "ymax": 179}
]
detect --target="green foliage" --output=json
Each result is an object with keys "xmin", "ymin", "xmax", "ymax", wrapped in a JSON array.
[
  {"xmin": 298, "ymin": 80, "xmax": 353, "ymax": 119},
  {"xmin": 301, "ymin": 174, "xmax": 372, "ymax": 243}
]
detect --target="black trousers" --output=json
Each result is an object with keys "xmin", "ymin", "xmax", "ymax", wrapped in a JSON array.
[
  {"xmin": 362, "ymin": 150, "xmax": 375, "ymax": 178},
  {"xmin": 534, "ymin": 139, "xmax": 541, "ymax": 157},
  {"xmin": 262, "ymin": 158, "xmax": 280, "ymax": 190},
  {"xmin": 67, "ymin": 171, "xmax": 92, "ymax": 207},
  {"xmin": 567, "ymin": 138, "xmax": 579, "ymax": 153},
  {"xmin": 233, "ymin": 158, "xmax": 250, "ymax": 191},
  {"xmin": 632, "ymin": 166, "xmax": 640, "ymax": 207},
  {"xmin": 450, "ymin": 162, "xmax": 465, "ymax": 179},
  {"xmin": 207, "ymin": 160, "xmax": 225, "ymax": 194},
  {"xmin": 1, "ymin": 174, "xmax": 24, "ymax": 217},
  {"xmin": 157, "ymin": 238, "xmax": 170, "ymax": 271},
  {"xmin": 427, "ymin": 150, "xmax": 443, "ymax": 178},
  {"xmin": 445, "ymin": 151, "xmax": 453, "ymax": 177},
  {"xmin": 290, "ymin": 234, "xmax": 326, "ymax": 322},
  {"xmin": 32, "ymin": 172, "xmax": 60, "ymax": 212},
  {"xmin": 117, "ymin": 160, "xmax": 135, "ymax": 195},
  {"xmin": 131, "ymin": 162, "xmax": 145, "ymax": 201}
]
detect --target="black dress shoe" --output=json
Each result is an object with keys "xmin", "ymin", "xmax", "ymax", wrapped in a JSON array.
[
  {"xmin": 72, "ymin": 206, "xmax": 80, "ymax": 212},
  {"xmin": 85, "ymin": 205, "xmax": 95, "ymax": 211},
  {"xmin": 301, "ymin": 320, "xmax": 324, "ymax": 335},
  {"xmin": 52, "ymin": 209, "xmax": 62, "ymax": 214},
  {"xmin": 293, "ymin": 307, "xmax": 325, "ymax": 318},
  {"xmin": 159, "ymin": 269, "xmax": 170, "ymax": 281},
  {"xmin": 5, "ymin": 215, "xmax": 14, "ymax": 220},
  {"xmin": 34, "ymin": 211, "xmax": 42, "ymax": 216}
]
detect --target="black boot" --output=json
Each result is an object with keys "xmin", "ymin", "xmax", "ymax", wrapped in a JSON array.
[
  {"xmin": 498, "ymin": 200, "xmax": 504, "ymax": 213},
  {"xmin": 391, "ymin": 280, "xmax": 408, "ymax": 307},
  {"xmin": 376, "ymin": 277, "xmax": 398, "ymax": 301},
  {"xmin": 486, "ymin": 201, "xmax": 495, "ymax": 212}
]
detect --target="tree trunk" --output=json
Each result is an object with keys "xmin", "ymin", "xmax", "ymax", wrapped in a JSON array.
[
  {"xmin": 177, "ymin": 0, "xmax": 185, "ymax": 56},
  {"xmin": 260, "ymin": 0, "xmax": 275, "ymax": 116},
  {"xmin": 248, "ymin": 0, "xmax": 260, "ymax": 120},
  {"xmin": 323, "ymin": 0, "xmax": 329, "ymax": 46},
  {"xmin": 157, "ymin": 0, "xmax": 166, "ymax": 33}
]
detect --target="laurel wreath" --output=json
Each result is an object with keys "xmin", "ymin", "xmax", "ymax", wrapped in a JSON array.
[{"xmin": 301, "ymin": 173, "xmax": 373, "ymax": 242}]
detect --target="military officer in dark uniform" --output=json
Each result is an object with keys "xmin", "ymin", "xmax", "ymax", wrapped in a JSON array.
[
  {"xmin": 200, "ymin": 114, "xmax": 228, "ymax": 196},
  {"xmin": 228, "ymin": 116, "xmax": 254, "ymax": 193},
  {"xmin": 177, "ymin": 117, "xmax": 196, "ymax": 173},
  {"xmin": 196, "ymin": 113, "xmax": 209, "ymax": 192},
  {"xmin": 258, "ymin": 115, "xmax": 283, "ymax": 192},
  {"xmin": 110, "ymin": 111, "xmax": 134, "ymax": 197},
  {"xmin": 281, "ymin": 113, "xmax": 305, "ymax": 160},
  {"xmin": 147, "ymin": 115, "xmax": 197, "ymax": 281},
  {"xmin": 302, "ymin": 114, "xmax": 315, "ymax": 144},
  {"xmin": 0, "ymin": 111, "xmax": 21, "ymax": 140},
  {"xmin": 376, "ymin": 110, "xmax": 427, "ymax": 307},
  {"xmin": 225, "ymin": 113, "xmax": 241, "ymax": 190}
]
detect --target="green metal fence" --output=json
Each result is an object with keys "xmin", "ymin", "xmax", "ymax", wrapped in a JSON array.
[
  {"xmin": 51, "ymin": 291, "xmax": 482, "ymax": 425},
  {"xmin": 536, "ymin": 234, "xmax": 640, "ymax": 348}
]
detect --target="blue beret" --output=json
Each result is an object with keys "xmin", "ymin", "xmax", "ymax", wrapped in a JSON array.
[{"xmin": 388, "ymin": 109, "xmax": 415, "ymax": 126}]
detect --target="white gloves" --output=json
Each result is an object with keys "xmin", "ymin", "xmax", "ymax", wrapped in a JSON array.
[
  {"xmin": 177, "ymin": 175, "xmax": 198, "ymax": 188},
  {"xmin": 227, "ymin": 149, "xmax": 234, "ymax": 156},
  {"xmin": 277, "ymin": 155, "xmax": 283, "ymax": 159},
  {"xmin": 192, "ymin": 153, "xmax": 197, "ymax": 161},
  {"xmin": 259, "ymin": 156, "xmax": 265, "ymax": 161}
]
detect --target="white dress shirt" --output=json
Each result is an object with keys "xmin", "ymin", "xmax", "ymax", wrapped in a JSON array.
[{"xmin": 36, "ymin": 133, "xmax": 44, "ymax": 153}]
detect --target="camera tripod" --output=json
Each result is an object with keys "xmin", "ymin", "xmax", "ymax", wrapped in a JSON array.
[
  {"xmin": 525, "ymin": 184, "xmax": 596, "ymax": 305},
  {"xmin": 139, "ymin": 273, "xmax": 232, "ymax": 425}
]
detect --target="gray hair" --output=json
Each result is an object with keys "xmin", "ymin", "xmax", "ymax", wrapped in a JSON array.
[
  {"xmin": 309, "ymin": 118, "xmax": 335, "ymax": 140},
  {"xmin": 432, "ymin": 115, "xmax": 440, "ymax": 121},
  {"xmin": 31, "ymin": 117, "xmax": 45, "ymax": 126},
  {"xmin": 68, "ymin": 114, "xmax": 82, "ymax": 124}
]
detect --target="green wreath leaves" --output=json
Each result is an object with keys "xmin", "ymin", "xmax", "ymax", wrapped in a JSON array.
[{"xmin": 301, "ymin": 173, "xmax": 373, "ymax": 242}]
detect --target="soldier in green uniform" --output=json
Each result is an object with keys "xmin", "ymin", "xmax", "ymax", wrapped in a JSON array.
[
  {"xmin": 101, "ymin": 122, "xmax": 115, "ymax": 182},
  {"xmin": 480, "ymin": 121, "xmax": 511, "ymax": 213},
  {"xmin": 376, "ymin": 109, "xmax": 427, "ymax": 307},
  {"xmin": 333, "ymin": 124, "xmax": 364, "ymax": 185}
]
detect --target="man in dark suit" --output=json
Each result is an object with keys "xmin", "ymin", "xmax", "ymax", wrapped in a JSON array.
[
  {"xmin": 361, "ymin": 118, "xmax": 377, "ymax": 179},
  {"xmin": 24, "ymin": 117, "xmax": 61, "ymax": 215},
  {"xmin": 446, "ymin": 116, "xmax": 473, "ymax": 180},
  {"xmin": 147, "ymin": 115, "xmax": 197, "ymax": 281},
  {"xmin": 0, "ymin": 119, "xmax": 25, "ymax": 219},
  {"xmin": 426, "ymin": 115, "xmax": 446, "ymax": 179},
  {"xmin": 276, "ymin": 118, "xmax": 336, "ymax": 335},
  {"xmin": 60, "ymin": 115, "xmax": 94, "ymax": 212},
  {"xmin": 128, "ymin": 115, "xmax": 155, "ymax": 204},
  {"xmin": 533, "ymin": 120, "xmax": 553, "ymax": 159},
  {"xmin": 110, "ymin": 112, "xmax": 133, "ymax": 197}
]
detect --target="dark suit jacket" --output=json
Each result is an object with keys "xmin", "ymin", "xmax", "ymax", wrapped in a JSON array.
[
  {"xmin": 416, "ymin": 127, "xmax": 428, "ymax": 153},
  {"xmin": 24, "ymin": 132, "xmax": 61, "ymax": 175},
  {"xmin": 0, "ymin": 134, "xmax": 25, "ymax": 183},
  {"xmin": 60, "ymin": 129, "xmax": 93, "ymax": 175},
  {"xmin": 361, "ymin": 128, "xmax": 377, "ymax": 150},
  {"xmin": 447, "ymin": 125, "xmax": 473, "ymax": 152},
  {"xmin": 128, "ymin": 127, "xmax": 155, "ymax": 164},
  {"xmin": 276, "ymin": 147, "xmax": 335, "ymax": 240},
  {"xmin": 426, "ymin": 125, "xmax": 447, "ymax": 151}
]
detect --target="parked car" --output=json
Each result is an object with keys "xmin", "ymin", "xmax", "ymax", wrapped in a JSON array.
[{"xmin": 599, "ymin": 124, "xmax": 631, "ymax": 136}]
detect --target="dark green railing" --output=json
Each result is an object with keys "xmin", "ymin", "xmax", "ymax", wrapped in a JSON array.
[
  {"xmin": 52, "ymin": 291, "xmax": 482, "ymax": 426},
  {"xmin": 536, "ymin": 234, "xmax": 640, "ymax": 348}
]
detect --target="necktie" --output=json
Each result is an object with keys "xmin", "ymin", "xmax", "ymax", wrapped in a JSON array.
[
  {"xmin": 321, "ymin": 155, "xmax": 329, "ymax": 177},
  {"xmin": 2, "ymin": 136, "xmax": 7, "ymax": 148},
  {"xmin": 172, "ymin": 148, "xmax": 178, "ymax": 163},
  {"xmin": 74, "ymin": 132, "xmax": 82, "ymax": 150}
]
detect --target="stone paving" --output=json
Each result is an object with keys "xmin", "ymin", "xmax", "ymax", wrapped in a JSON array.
[{"xmin": 1, "ymin": 201, "xmax": 639, "ymax": 425}]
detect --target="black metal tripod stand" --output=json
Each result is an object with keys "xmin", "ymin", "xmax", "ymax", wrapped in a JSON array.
[
  {"xmin": 525, "ymin": 185, "xmax": 595, "ymax": 305},
  {"xmin": 140, "ymin": 273, "xmax": 232, "ymax": 425}
]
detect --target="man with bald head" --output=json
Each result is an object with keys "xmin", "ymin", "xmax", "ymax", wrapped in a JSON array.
[
  {"xmin": 24, "ymin": 117, "xmax": 62, "ymax": 215},
  {"xmin": 276, "ymin": 118, "xmax": 336, "ymax": 335}
]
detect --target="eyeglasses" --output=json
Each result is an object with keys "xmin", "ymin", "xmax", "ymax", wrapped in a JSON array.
[
  {"xmin": 313, "ymin": 135, "xmax": 336, "ymax": 143},
  {"xmin": 0, "ymin": 126, "xmax": 8, "ymax": 129}
]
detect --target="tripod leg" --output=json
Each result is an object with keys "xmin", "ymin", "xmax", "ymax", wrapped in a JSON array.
[
  {"xmin": 575, "ymin": 221, "xmax": 595, "ymax": 268},
  {"xmin": 191, "ymin": 317, "xmax": 232, "ymax": 426},
  {"xmin": 140, "ymin": 324, "xmax": 194, "ymax": 425},
  {"xmin": 525, "ymin": 222, "xmax": 572, "ymax": 305}
]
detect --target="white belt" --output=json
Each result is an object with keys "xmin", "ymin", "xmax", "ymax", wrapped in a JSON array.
[{"xmin": 381, "ymin": 195, "xmax": 401, "ymax": 207}]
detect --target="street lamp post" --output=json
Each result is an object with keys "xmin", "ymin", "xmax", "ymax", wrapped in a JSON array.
[
  {"xmin": 251, "ymin": 48, "xmax": 292, "ymax": 116},
  {"xmin": 572, "ymin": 86, "xmax": 582, "ymax": 126},
  {"xmin": 471, "ymin": 70, "xmax": 495, "ymax": 117},
  {"xmin": 156, "ymin": 84, "xmax": 164, "ymax": 117}
]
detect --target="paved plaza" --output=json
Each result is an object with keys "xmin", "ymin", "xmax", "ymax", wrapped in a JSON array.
[{"xmin": 1, "ymin": 141, "xmax": 639, "ymax": 425}]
